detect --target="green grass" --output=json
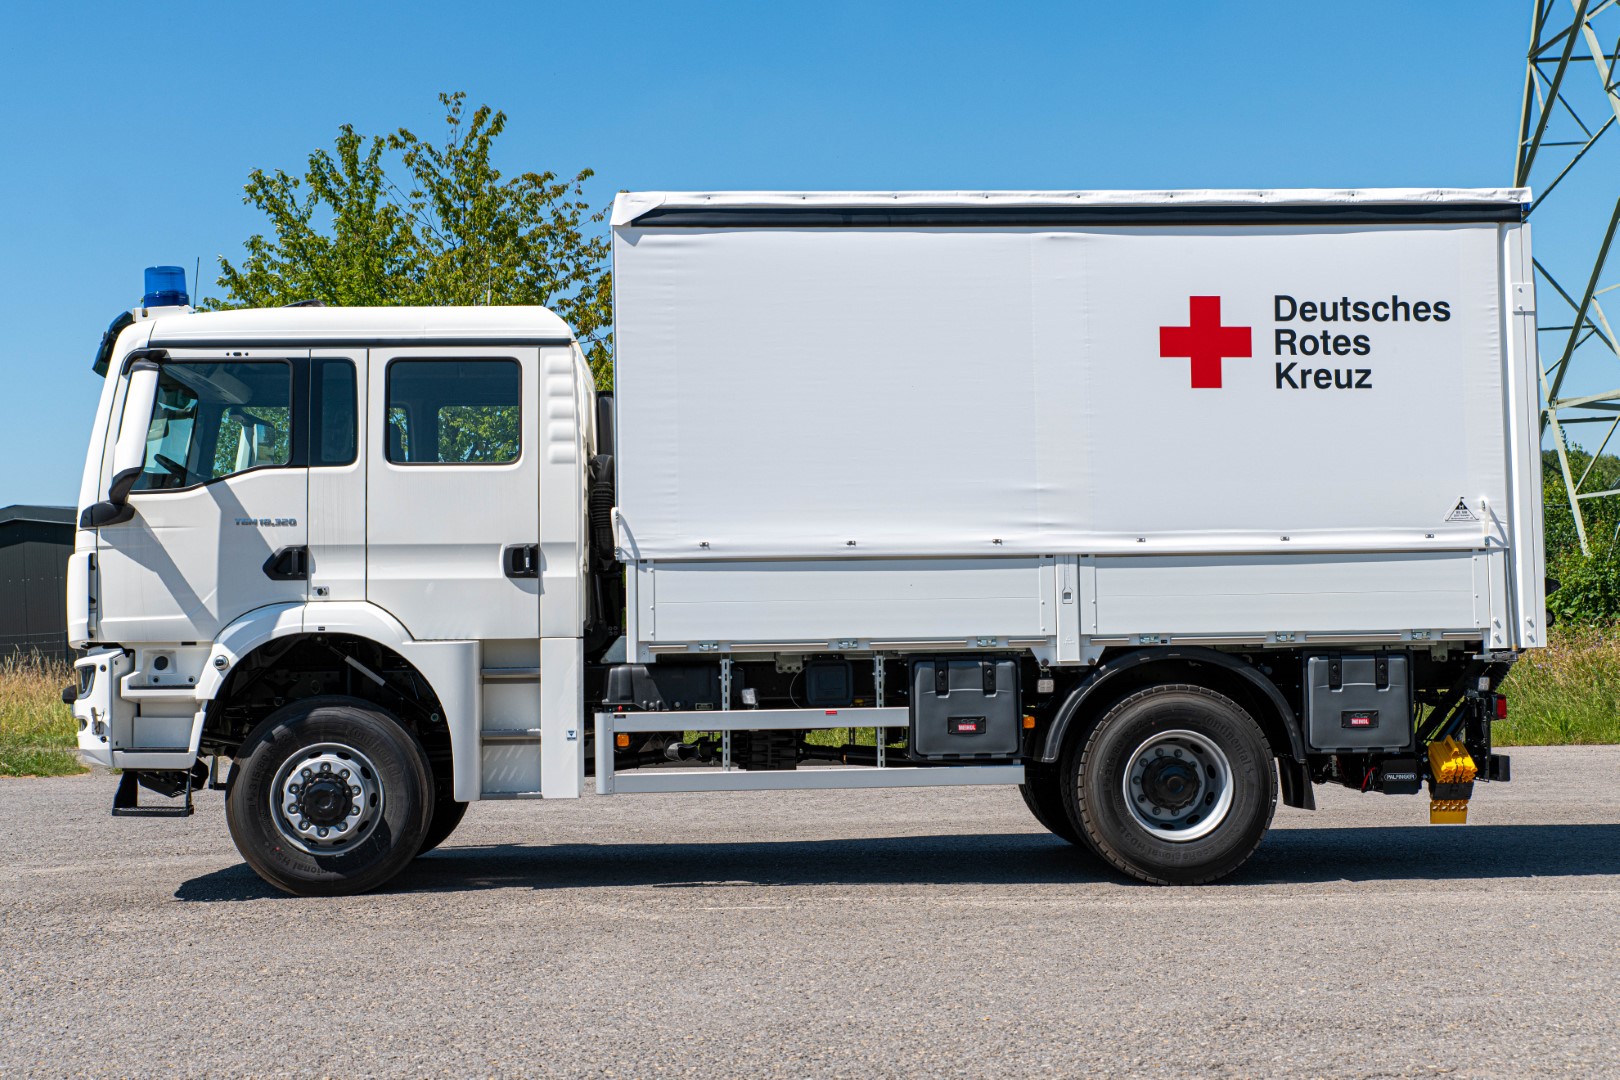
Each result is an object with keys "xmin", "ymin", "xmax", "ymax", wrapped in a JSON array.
[
  {"xmin": 686, "ymin": 728, "xmax": 901, "ymax": 748},
  {"xmin": 0, "ymin": 654, "xmax": 87, "ymax": 777},
  {"xmin": 1497, "ymin": 625, "xmax": 1620, "ymax": 745}
]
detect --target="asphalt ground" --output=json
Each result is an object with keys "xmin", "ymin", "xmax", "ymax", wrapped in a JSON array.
[{"xmin": 3, "ymin": 746, "xmax": 1619, "ymax": 1078}]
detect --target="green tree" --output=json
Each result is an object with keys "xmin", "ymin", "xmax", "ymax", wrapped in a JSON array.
[
  {"xmin": 1542, "ymin": 448, "xmax": 1620, "ymax": 623},
  {"xmin": 209, "ymin": 93, "xmax": 613, "ymax": 385}
]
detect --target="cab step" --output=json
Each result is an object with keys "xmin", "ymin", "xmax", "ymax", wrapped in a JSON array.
[
  {"xmin": 481, "ymin": 667, "xmax": 540, "ymax": 682},
  {"xmin": 110, "ymin": 765, "xmax": 205, "ymax": 818},
  {"xmin": 481, "ymin": 728, "xmax": 541, "ymax": 744}
]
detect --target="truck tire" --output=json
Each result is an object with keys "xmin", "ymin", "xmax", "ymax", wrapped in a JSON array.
[
  {"xmin": 225, "ymin": 696, "xmax": 434, "ymax": 897},
  {"xmin": 417, "ymin": 795, "xmax": 469, "ymax": 856},
  {"xmin": 1062, "ymin": 685, "xmax": 1275, "ymax": 885},
  {"xmin": 1019, "ymin": 765, "xmax": 1085, "ymax": 845}
]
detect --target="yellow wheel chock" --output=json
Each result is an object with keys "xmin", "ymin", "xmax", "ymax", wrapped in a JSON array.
[{"xmin": 1427, "ymin": 736, "xmax": 1477, "ymax": 825}]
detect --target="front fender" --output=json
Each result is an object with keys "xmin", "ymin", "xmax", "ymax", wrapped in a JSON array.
[
  {"xmin": 194, "ymin": 603, "xmax": 305, "ymax": 700},
  {"xmin": 201, "ymin": 602, "xmax": 482, "ymax": 801}
]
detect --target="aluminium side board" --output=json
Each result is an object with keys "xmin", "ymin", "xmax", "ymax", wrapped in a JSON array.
[{"xmin": 609, "ymin": 189, "xmax": 1543, "ymax": 663}]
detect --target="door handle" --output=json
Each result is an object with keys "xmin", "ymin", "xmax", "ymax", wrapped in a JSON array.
[
  {"xmin": 504, "ymin": 544, "xmax": 539, "ymax": 578},
  {"xmin": 263, "ymin": 546, "xmax": 310, "ymax": 581}
]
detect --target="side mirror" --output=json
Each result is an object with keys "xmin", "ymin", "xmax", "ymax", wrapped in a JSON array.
[{"xmin": 80, "ymin": 361, "xmax": 159, "ymax": 529}]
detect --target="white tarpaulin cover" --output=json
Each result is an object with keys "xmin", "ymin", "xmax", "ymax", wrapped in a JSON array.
[{"xmin": 611, "ymin": 190, "xmax": 1533, "ymax": 562}]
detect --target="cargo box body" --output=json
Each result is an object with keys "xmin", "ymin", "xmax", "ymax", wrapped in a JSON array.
[{"xmin": 610, "ymin": 190, "xmax": 1544, "ymax": 664}]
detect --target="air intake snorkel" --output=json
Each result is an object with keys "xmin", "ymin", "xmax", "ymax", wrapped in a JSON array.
[{"xmin": 92, "ymin": 266, "xmax": 193, "ymax": 376}]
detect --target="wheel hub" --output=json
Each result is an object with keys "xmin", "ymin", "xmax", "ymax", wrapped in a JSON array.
[
  {"xmin": 298, "ymin": 774, "xmax": 353, "ymax": 827},
  {"xmin": 1123, "ymin": 729, "xmax": 1235, "ymax": 843},
  {"xmin": 271, "ymin": 745, "xmax": 383, "ymax": 854},
  {"xmin": 1139, "ymin": 753, "xmax": 1201, "ymax": 812}
]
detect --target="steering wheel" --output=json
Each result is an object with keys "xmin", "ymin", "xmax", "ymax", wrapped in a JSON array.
[{"xmin": 153, "ymin": 454, "xmax": 188, "ymax": 482}]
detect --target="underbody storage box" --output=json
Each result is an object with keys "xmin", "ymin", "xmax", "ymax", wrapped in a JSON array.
[
  {"xmin": 603, "ymin": 663, "xmax": 722, "ymax": 712},
  {"xmin": 909, "ymin": 658, "xmax": 1020, "ymax": 760},
  {"xmin": 1304, "ymin": 654, "xmax": 1413, "ymax": 752}
]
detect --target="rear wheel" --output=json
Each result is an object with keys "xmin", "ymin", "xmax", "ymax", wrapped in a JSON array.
[
  {"xmin": 225, "ymin": 696, "xmax": 433, "ymax": 896},
  {"xmin": 1062, "ymin": 685, "xmax": 1275, "ymax": 885}
]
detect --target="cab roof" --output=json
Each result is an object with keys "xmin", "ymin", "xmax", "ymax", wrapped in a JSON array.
[{"xmin": 142, "ymin": 305, "xmax": 574, "ymax": 348}]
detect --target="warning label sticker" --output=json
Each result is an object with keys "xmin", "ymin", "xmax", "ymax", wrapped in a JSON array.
[{"xmin": 1445, "ymin": 498, "xmax": 1479, "ymax": 522}]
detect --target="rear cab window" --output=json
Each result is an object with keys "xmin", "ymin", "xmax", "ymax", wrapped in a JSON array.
[{"xmin": 385, "ymin": 359, "xmax": 521, "ymax": 464}]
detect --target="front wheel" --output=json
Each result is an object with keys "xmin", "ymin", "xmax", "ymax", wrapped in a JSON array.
[
  {"xmin": 1063, "ymin": 685, "xmax": 1276, "ymax": 885},
  {"xmin": 226, "ymin": 696, "xmax": 434, "ymax": 896}
]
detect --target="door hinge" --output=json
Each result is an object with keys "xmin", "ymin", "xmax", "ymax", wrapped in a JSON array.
[
  {"xmin": 263, "ymin": 545, "xmax": 309, "ymax": 581},
  {"xmin": 504, "ymin": 544, "xmax": 540, "ymax": 578}
]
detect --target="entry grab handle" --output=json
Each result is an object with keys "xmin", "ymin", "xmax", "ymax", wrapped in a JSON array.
[{"xmin": 504, "ymin": 544, "xmax": 539, "ymax": 578}]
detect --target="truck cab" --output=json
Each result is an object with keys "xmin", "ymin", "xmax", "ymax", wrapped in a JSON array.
[{"xmin": 70, "ymin": 284, "xmax": 600, "ymax": 892}]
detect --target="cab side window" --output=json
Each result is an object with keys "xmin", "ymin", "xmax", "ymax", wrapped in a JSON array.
[
  {"xmin": 311, "ymin": 358, "xmax": 357, "ymax": 467},
  {"xmin": 132, "ymin": 361, "xmax": 292, "ymax": 491},
  {"xmin": 385, "ymin": 359, "xmax": 521, "ymax": 464}
]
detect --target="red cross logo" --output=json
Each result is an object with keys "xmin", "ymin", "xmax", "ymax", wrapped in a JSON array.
[{"xmin": 1159, "ymin": 296, "xmax": 1252, "ymax": 389}]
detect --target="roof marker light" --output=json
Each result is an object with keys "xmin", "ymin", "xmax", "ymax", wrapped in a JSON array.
[{"xmin": 142, "ymin": 266, "xmax": 189, "ymax": 308}]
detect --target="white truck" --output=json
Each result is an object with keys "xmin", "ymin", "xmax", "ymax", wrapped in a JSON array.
[{"xmin": 66, "ymin": 189, "xmax": 1543, "ymax": 895}]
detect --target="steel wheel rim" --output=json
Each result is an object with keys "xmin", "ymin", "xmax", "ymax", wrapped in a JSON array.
[
  {"xmin": 269, "ymin": 742, "xmax": 384, "ymax": 855},
  {"xmin": 1122, "ymin": 728, "xmax": 1234, "ymax": 842}
]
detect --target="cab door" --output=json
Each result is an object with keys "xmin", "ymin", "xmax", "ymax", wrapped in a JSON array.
[
  {"xmin": 95, "ymin": 350, "xmax": 309, "ymax": 643},
  {"xmin": 365, "ymin": 347, "xmax": 540, "ymax": 640},
  {"xmin": 306, "ymin": 350, "xmax": 366, "ymax": 602}
]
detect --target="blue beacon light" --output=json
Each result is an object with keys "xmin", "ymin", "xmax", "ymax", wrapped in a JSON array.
[{"xmin": 142, "ymin": 265, "xmax": 189, "ymax": 308}]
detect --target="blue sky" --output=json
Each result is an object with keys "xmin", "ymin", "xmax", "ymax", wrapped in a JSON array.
[{"xmin": 1, "ymin": 0, "xmax": 1600, "ymax": 504}]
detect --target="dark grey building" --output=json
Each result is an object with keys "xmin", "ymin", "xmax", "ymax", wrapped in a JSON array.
[{"xmin": 0, "ymin": 505, "xmax": 75, "ymax": 661}]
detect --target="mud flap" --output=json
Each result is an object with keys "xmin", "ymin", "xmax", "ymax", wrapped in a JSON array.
[{"xmin": 1278, "ymin": 756, "xmax": 1316, "ymax": 810}]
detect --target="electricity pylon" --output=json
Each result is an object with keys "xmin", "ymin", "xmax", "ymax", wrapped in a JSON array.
[{"xmin": 1515, "ymin": 0, "xmax": 1620, "ymax": 554}]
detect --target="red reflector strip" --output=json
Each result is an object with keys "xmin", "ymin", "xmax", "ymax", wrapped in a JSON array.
[
  {"xmin": 1495, "ymin": 696, "xmax": 1508, "ymax": 719},
  {"xmin": 825, "ymin": 710, "xmax": 838, "ymax": 716}
]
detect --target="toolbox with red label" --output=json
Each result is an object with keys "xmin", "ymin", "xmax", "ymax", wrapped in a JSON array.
[
  {"xmin": 1304, "ymin": 654, "xmax": 1413, "ymax": 753},
  {"xmin": 909, "ymin": 658, "xmax": 1022, "ymax": 760}
]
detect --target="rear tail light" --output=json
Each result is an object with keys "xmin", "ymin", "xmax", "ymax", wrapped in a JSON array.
[{"xmin": 1495, "ymin": 694, "xmax": 1508, "ymax": 720}]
